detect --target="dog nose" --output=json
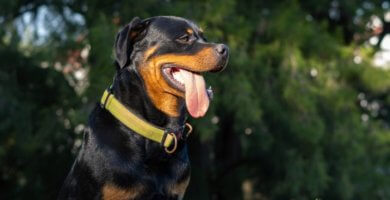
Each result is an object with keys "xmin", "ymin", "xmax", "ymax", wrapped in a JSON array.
[
  {"xmin": 215, "ymin": 44, "xmax": 228, "ymax": 57},
  {"xmin": 209, "ymin": 44, "xmax": 229, "ymax": 73}
]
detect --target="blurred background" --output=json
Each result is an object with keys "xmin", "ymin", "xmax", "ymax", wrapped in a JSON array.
[{"xmin": 1, "ymin": 0, "xmax": 390, "ymax": 199}]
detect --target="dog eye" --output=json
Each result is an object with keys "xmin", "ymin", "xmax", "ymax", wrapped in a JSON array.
[{"xmin": 177, "ymin": 34, "xmax": 194, "ymax": 44}]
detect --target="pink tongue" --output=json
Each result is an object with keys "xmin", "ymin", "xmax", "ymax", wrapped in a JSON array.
[{"xmin": 179, "ymin": 69, "xmax": 210, "ymax": 118}]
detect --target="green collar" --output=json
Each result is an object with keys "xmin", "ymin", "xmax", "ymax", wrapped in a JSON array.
[{"xmin": 100, "ymin": 89, "xmax": 192, "ymax": 153}]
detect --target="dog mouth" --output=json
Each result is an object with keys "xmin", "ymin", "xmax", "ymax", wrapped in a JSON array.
[{"xmin": 162, "ymin": 64, "xmax": 214, "ymax": 118}]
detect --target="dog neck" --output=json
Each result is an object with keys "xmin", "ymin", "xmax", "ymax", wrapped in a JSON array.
[{"xmin": 111, "ymin": 68, "xmax": 187, "ymax": 131}]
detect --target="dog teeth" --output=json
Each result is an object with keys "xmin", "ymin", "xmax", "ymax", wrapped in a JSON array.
[{"xmin": 172, "ymin": 71, "xmax": 184, "ymax": 85}]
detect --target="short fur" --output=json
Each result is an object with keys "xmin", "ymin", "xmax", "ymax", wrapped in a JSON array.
[{"xmin": 58, "ymin": 16, "xmax": 229, "ymax": 200}]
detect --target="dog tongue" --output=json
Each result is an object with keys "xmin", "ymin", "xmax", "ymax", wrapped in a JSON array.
[{"xmin": 180, "ymin": 69, "xmax": 210, "ymax": 118}]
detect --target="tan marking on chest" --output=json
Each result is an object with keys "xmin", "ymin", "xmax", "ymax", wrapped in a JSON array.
[
  {"xmin": 169, "ymin": 176, "xmax": 190, "ymax": 199},
  {"xmin": 102, "ymin": 184, "xmax": 143, "ymax": 200}
]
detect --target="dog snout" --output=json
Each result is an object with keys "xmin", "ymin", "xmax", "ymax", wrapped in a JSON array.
[{"xmin": 210, "ymin": 43, "xmax": 229, "ymax": 72}]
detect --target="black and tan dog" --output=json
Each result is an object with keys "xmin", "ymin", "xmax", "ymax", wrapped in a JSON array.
[{"xmin": 58, "ymin": 16, "xmax": 229, "ymax": 200}]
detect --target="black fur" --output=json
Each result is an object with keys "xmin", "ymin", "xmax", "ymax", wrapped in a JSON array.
[{"xmin": 58, "ymin": 16, "xmax": 228, "ymax": 200}]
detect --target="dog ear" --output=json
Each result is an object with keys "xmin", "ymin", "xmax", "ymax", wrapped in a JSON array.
[{"xmin": 114, "ymin": 17, "xmax": 150, "ymax": 69}]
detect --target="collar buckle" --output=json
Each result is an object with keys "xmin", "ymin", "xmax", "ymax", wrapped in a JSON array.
[{"xmin": 164, "ymin": 132, "xmax": 177, "ymax": 154}]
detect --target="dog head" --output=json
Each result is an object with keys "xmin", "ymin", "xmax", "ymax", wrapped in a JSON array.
[{"xmin": 114, "ymin": 16, "xmax": 229, "ymax": 118}]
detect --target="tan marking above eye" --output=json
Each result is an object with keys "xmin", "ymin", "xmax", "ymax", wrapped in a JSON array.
[{"xmin": 186, "ymin": 28, "xmax": 194, "ymax": 35}]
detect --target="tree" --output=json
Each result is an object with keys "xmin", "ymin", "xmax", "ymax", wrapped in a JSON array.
[{"xmin": 0, "ymin": 0, "xmax": 389, "ymax": 199}]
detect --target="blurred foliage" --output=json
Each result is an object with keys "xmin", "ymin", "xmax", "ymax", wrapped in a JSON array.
[{"xmin": 1, "ymin": 0, "xmax": 390, "ymax": 199}]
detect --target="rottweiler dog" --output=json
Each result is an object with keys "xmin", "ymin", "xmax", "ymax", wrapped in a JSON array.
[{"xmin": 58, "ymin": 16, "xmax": 229, "ymax": 200}]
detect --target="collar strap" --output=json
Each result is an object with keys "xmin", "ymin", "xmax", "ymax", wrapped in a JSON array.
[{"xmin": 100, "ymin": 90, "xmax": 175, "ymax": 149}]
